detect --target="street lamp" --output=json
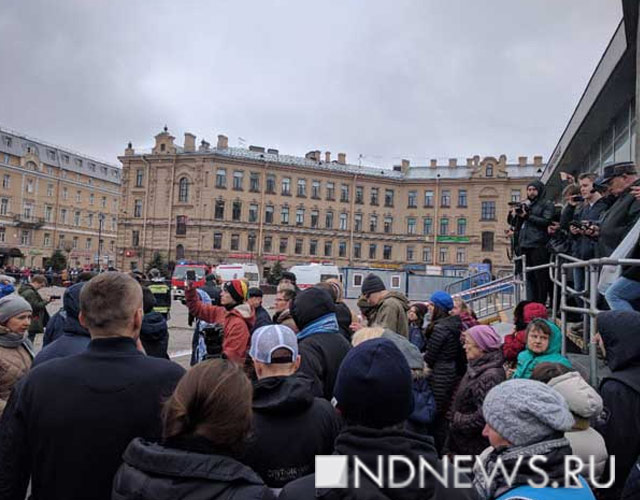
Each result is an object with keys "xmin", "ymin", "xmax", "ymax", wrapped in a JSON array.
[{"xmin": 97, "ymin": 212, "xmax": 105, "ymax": 271}]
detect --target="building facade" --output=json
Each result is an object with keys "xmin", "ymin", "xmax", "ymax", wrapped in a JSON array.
[
  {"xmin": 117, "ymin": 128, "xmax": 542, "ymax": 275},
  {"xmin": 0, "ymin": 126, "xmax": 120, "ymax": 268}
]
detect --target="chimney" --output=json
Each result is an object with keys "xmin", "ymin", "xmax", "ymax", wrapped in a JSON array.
[
  {"xmin": 198, "ymin": 139, "xmax": 210, "ymax": 152},
  {"xmin": 393, "ymin": 166, "xmax": 402, "ymax": 172},
  {"xmin": 499, "ymin": 154, "xmax": 507, "ymax": 163},
  {"xmin": 533, "ymin": 155, "xmax": 543, "ymax": 166},
  {"xmin": 267, "ymin": 148, "xmax": 279, "ymax": 155},
  {"xmin": 125, "ymin": 142, "xmax": 134, "ymax": 156},
  {"xmin": 448, "ymin": 158, "xmax": 457, "ymax": 167},
  {"xmin": 325, "ymin": 151, "xmax": 331, "ymax": 163},
  {"xmin": 401, "ymin": 159, "xmax": 410, "ymax": 173},
  {"xmin": 518, "ymin": 156, "xmax": 527, "ymax": 166},
  {"xmin": 217, "ymin": 134, "xmax": 228, "ymax": 149},
  {"xmin": 305, "ymin": 151, "xmax": 320, "ymax": 161},
  {"xmin": 249, "ymin": 145, "xmax": 265, "ymax": 153},
  {"xmin": 430, "ymin": 159, "xmax": 437, "ymax": 168},
  {"xmin": 473, "ymin": 155, "xmax": 480, "ymax": 165},
  {"xmin": 466, "ymin": 158, "xmax": 473, "ymax": 167},
  {"xmin": 337, "ymin": 153, "xmax": 346, "ymax": 164},
  {"xmin": 184, "ymin": 133, "xmax": 196, "ymax": 153}
]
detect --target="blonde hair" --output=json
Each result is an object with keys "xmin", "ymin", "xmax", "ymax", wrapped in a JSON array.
[
  {"xmin": 351, "ymin": 326, "xmax": 384, "ymax": 347},
  {"xmin": 277, "ymin": 282, "xmax": 296, "ymax": 293},
  {"xmin": 326, "ymin": 278, "xmax": 344, "ymax": 302},
  {"xmin": 453, "ymin": 297, "xmax": 471, "ymax": 313}
]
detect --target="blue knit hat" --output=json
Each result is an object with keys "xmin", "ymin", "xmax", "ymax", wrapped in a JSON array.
[
  {"xmin": 430, "ymin": 290, "xmax": 453, "ymax": 312},
  {"xmin": 333, "ymin": 338, "xmax": 414, "ymax": 428}
]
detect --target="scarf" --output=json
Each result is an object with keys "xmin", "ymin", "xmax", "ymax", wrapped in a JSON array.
[
  {"xmin": 0, "ymin": 329, "xmax": 35, "ymax": 358},
  {"xmin": 297, "ymin": 313, "xmax": 339, "ymax": 341}
]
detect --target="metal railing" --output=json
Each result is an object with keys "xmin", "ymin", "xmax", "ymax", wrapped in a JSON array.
[
  {"xmin": 444, "ymin": 271, "xmax": 493, "ymax": 295},
  {"xmin": 452, "ymin": 274, "xmax": 518, "ymax": 320}
]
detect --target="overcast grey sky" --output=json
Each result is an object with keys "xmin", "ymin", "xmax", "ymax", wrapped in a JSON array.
[{"xmin": 0, "ymin": 0, "xmax": 622, "ymax": 168}]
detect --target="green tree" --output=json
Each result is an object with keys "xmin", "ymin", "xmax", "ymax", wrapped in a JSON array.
[
  {"xmin": 267, "ymin": 260, "xmax": 283, "ymax": 285},
  {"xmin": 146, "ymin": 252, "xmax": 168, "ymax": 277},
  {"xmin": 48, "ymin": 250, "xmax": 67, "ymax": 272}
]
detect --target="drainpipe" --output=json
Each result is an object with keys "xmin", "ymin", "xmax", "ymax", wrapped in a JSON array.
[
  {"xmin": 166, "ymin": 156, "xmax": 177, "ymax": 261},
  {"xmin": 348, "ymin": 173, "xmax": 358, "ymax": 266},
  {"xmin": 433, "ymin": 174, "xmax": 440, "ymax": 266},
  {"xmin": 141, "ymin": 156, "xmax": 151, "ymax": 269},
  {"xmin": 257, "ymin": 162, "xmax": 268, "ymax": 270}
]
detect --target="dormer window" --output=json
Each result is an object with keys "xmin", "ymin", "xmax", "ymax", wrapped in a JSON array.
[
  {"xmin": 486, "ymin": 164, "xmax": 494, "ymax": 177},
  {"xmin": 160, "ymin": 143, "xmax": 166, "ymax": 152}
]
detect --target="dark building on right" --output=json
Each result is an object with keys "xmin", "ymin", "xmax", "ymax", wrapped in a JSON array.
[{"xmin": 542, "ymin": 1, "xmax": 640, "ymax": 198}]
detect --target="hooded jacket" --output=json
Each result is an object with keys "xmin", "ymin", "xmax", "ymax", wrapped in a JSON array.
[
  {"xmin": 502, "ymin": 302, "xmax": 548, "ymax": 363},
  {"xmin": 241, "ymin": 375, "xmax": 341, "ymax": 487},
  {"xmin": 597, "ymin": 178, "xmax": 640, "ymax": 258},
  {"xmin": 368, "ymin": 291, "xmax": 410, "ymax": 338},
  {"xmin": 596, "ymin": 310, "xmax": 640, "ymax": 499},
  {"xmin": 0, "ymin": 325, "xmax": 33, "ymax": 416},
  {"xmin": 515, "ymin": 180, "xmax": 555, "ymax": 250},
  {"xmin": 140, "ymin": 312, "xmax": 169, "ymax": 359},
  {"xmin": 512, "ymin": 319, "xmax": 571, "ymax": 379},
  {"xmin": 185, "ymin": 286, "xmax": 255, "ymax": 364}
]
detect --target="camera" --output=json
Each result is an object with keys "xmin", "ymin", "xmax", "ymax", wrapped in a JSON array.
[
  {"xmin": 570, "ymin": 195, "xmax": 584, "ymax": 202},
  {"xmin": 508, "ymin": 199, "xmax": 531, "ymax": 215}
]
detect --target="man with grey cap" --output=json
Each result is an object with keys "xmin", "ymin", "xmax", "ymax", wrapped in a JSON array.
[
  {"xmin": 474, "ymin": 379, "xmax": 596, "ymax": 500},
  {"xmin": 241, "ymin": 324, "xmax": 341, "ymax": 489}
]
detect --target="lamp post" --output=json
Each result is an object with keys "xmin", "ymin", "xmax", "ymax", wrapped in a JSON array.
[{"xmin": 97, "ymin": 212, "xmax": 105, "ymax": 271}]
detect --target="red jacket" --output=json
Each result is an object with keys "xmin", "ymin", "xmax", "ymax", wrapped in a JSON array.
[
  {"xmin": 185, "ymin": 287, "xmax": 255, "ymax": 364},
  {"xmin": 502, "ymin": 302, "xmax": 548, "ymax": 362}
]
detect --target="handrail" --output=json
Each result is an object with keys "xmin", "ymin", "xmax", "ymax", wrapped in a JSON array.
[{"xmin": 444, "ymin": 271, "xmax": 492, "ymax": 294}]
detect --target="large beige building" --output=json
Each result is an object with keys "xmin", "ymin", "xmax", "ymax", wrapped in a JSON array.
[
  {"xmin": 117, "ymin": 128, "xmax": 542, "ymax": 275},
  {"xmin": 0, "ymin": 126, "xmax": 120, "ymax": 268}
]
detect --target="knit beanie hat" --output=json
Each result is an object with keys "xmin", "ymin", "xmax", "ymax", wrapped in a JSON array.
[
  {"xmin": 483, "ymin": 379, "xmax": 574, "ymax": 446},
  {"xmin": 465, "ymin": 325, "xmax": 502, "ymax": 352},
  {"xmin": 430, "ymin": 291, "xmax": 454, "ymax": 312},
  {"xmin": 333, "ymin": 338, "xmax": 414, "ymax": 428},
  {"xmin": 361, "ymin": 274, "xmax": 386, "ymax": 296},
  {"xmin": 290, "ymin": 287, "xmax": 336, "ymax": 330},
  {"xmin": 0, "ymin": 294, "xmax": 32, "ymax": 325},
  {"xmin": 224, "ymin": 279, "xmax": 248, "ymax": 304}
]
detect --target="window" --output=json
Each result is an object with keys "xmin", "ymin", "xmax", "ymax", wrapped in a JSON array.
[
  {"xmin": 310, "ymin": 210, "xmax": 319, "ymax": 228},
  {"xmin": 458, "ymin": 190, "xmax": 467, "ymax": 207},
  {"xmin": 354, "ymin": 242, "xmax": 361, "ymax": 259},
  {"xmin": 439, "ymin": 247, "xmax": 448, "ymax": 263},
  {"xmin": 86, "ymin": 238, "xmax": 92, "ymax": 250},
  {"xmin": 87, "ymin": 213, "xmax": 93, "ymax": 227},
  {"xmin": 136, "ymin": 169, "xmax": 144, "ymax": 187},
  {"xmin": 214, "ymin": 200, "xmax": 225, "ymax": 220},
  {"xmin": 281, "ymin": 206, "xmax": 289, "ymax": 224},
  {"xmin": 424, "ymin": 190, "xmax": 434, "ymax": 207},
  {"xmin": 369, "ymin": 244, "xmax": 377, "ymax": 259},
  {"xmin": 296, "ymin": 208, "xmax": 305, "ymax": 226},
  {"xmin": 44, "ymin": 206, "xmax": 53, "ymax": 222},
  {"xmin": 213, "ymin": 233, "xmax": 222, "ymax": 249},
  {"xmin": 216, "ymin": 168, "xmax": 227, "ymax": 188},
  {"xmin": 309, "ymin": 239, "xmax": 317, "ymax": 256},
  {"xmin": 230, "ymin": 234, "xmax": 240, "ymax": 251},
  {"xmin": 249, "ymin": 203, "xmax": 258, "ymax": 223},
  {"xmin": 72, "ymin": 236, "xmax": 79, "ymax": 249},
  {"xmin": 46, "ymin": 183, "xmax": 53, "ymax": 197},
  {"xmin": 232, "ymin": 201, "xmax": 242, "ymax": 221},
  {"xmin": 423, "ymin": 217, "xmax": 433, "ymax": 235},
  {"xmin": 408, "ymin": 191, "xmax": 417, "ymax": 208},
  {"xmin": 423, "ymin": 246, "xmax": 432, "ymax": 263},
  {"xmin": 248, "ymin": 233, "xmax": 256, "ymax": 252},
  {"xmin": 355, "ymin": 186, "xmax": 364, "ymax": 204},
  {"xmin": 481, "ymin": 201, "xmax": 496, "ymax": 220},
  {"xmin": 441, "ymin": 190, "xmax": 451, "ymax": 207},
  {"xmin": 25, "ymin": 179, "xmax": 34, "ymax": 194},
  {"xmin": 176, "ymin": 215, "xmax": 187, "ymax": 235},
  {"xmin": 266, "ymin": 174, "xmax": 276, "ymax": 194},
  {"xmin": 43, "ymin": 233, "xmax": 51, "ymax": 247},
  {"xmin": 486, "ymin": 164, "xmax": 494, "ymax": 177},
  {"xmin": 391, "ymin": 276, "xmax": 401, "ymax": 289},
  {"xmin": 339, "ymin": 241, "xmax": 347, "ymax": 257},
  {"xmin": 339, "ymin": 213, "xmax": 348, "ymax": 230},
  {"xmin": 407, "ymin": 246, "xmax": 415, "ymax": 261},
  {"xmin": 101, "ymin": 196, "xmax": 107, "ymax": 209},
  {"xmin": 384, "ymin": 189, "xmax": 394, "ymax": 207},
  {"xmin": 0, "ymin": 198, "xmax": 8, "ymax": 215},
  {"xmin": 89, "ymin": 193, "xmax": 94, "ymax": 205},
  {"xmin": 265, "ymin": 205, "xmax": 274, "ymax": 224},
  {"xmin": 482, "ymin": 231, "xmax": 495, "ymax": 252},
  {"xmin": 439, "ymin": 217, "xmax": 449, "ymax": 236},
  {"xmin": 370, "ymin": 214, "xmax": 378, "ymax": 232},
  {"xmin": 132, "ymin": 230, "xmax": 140, "ymax": 247},
  {"xmin": 383, "ymin": 245, "xmax": 392, "ymax": 260},
  {"xmin": 22, "ymin": 203, "xmax": 33, "ymax": 219},
  {"xmin": 58, "ymin": 234, "xmax": 65, "ymax": 249},
  {"xmin": 457, "ymin": 218, "xmax": 467, "ymax": 236},
  {"xmin": 110, "ymin": 241, "xmax": 115, "ymax": 253},
  {"xmin": 297, "ymin": 179, "xmax": 307, "ymax": 197},
  {"xmin": 370, "ymin": 187, "xmax": 379, "ymax": 205},
  {"xmin": 233, "ymin": 171, "xmax": 244, "ymax": 190},
  {"xmin": 2, "ymin": 175, "xmax": 9, "ymax": 189},
  {"xmin": 60, "ymin": 208, "xmax": 68, "ymax": 225},
  {"xmin": 456, "ymin": 247, "xmax": 466, "ymax": 263},
  {"xmin": 62, "ymin": 187, "xmax": 68, "ymax": 200},
  {"xmin": 178, "ymin": 177, "xmax": 189, "ymax": 202},
  {"xmin": 113, "ymin": 198, "xmax": 118, "ymax": 211},
  {"xmin": 325, "ymin": 211, "xmax": 334, "ymax": 229},
  {"xmin": 295, "ymin": 238, "xmax": 303, "ymax": 254},
  {"xmin": 111, "ymin": 217, "xmax": 116, "ymax": 231},
  {"xmin": 511, "ymin": 189, "xmax": 521, "ymax": 202},
  {"xmin": 250, "ymin": 172, "xmax": 260, "ymax": 192},
  {"xmin": 279, "ymin": 237, "xmax": 288, "ymax": 254},
  {"xmin": 74, "ymin": 211, "xmax": 81, "ymax": 226},
  {"xmin": 324, "ymin": 241, "xmax": 332, "ymax": 257},
  {"xmin": 311, "ymin": 180, "xmax": 321, "ymax": 199},
  {"xmin": 281, "ymin": 177, "xmax": 291, "ymax": 195},
  {"xmin": 134, "ymin": 200, "xmax": 142, "ymax": 218},
  {"xmin": 326, "ymin": 182, "xmax": 335, "ymax": 200},
  {"xmin": 340, "ymin": 184, "xmax": 349, "ymax": 202},
  {"xmin": 75, "ymin": 190, "xmax": 81, "ymax": 203},
  {"xmin": 354, "ymin": 213, "xmax": 362, "ymax": 232},
  {"xmin": 3, "ymin": 136, "xmax": 11, "ymax": 147},
  {"xmin": 407, "ymin": 217, "xmax": 416, "ymax": 235},
  {"xmin": 384, "ymin": 216, "xmax": 393, "ymax": 234},
  {"xmin": 353, "ymin": 274, "xmax": 363, "ymax": 287},
  {"xmin": 21, "ymin": 230, "xmax": 31, "ymax": 246}
]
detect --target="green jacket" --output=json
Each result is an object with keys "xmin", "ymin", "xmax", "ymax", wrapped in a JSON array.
[
  {"xmin": 513, "ymin": 319, "xmax": 572, "ymax": 379},
  {"xmin": 18, "ymin": 284, "xmax": 48, "ymax": 334},
  {"xmin": 369, "ymin": 291, "xmax": 410, "ymax": 338}
]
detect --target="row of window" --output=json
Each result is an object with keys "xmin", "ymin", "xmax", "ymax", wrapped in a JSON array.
[
  {"xmin": 0, "ymin": 226, "xmax": 113, "ymax": 251},
  {"xmin": 0, "ymin": 198, "xmax": 115, "ymax": 229}
]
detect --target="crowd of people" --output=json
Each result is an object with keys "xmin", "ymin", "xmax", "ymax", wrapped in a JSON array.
[{"xmin": 0, "ymin": 262, "xmax": 635, "ymax": 500}]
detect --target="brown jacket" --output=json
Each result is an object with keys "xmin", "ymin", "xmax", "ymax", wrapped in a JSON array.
[
  {"xmin": 274, "ymin": 308, "xmax": 299, "ymax": 333},
  {"xmin": 0, "ymin": 325, "xmax": 34, "ymax": 416}
]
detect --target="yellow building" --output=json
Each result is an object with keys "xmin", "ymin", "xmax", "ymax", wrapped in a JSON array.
[
  {"xmin": 118, "ymin": 128, "xmax": 542, "ymax": 275},
  {"xmin": 0, "ymin": 126, "xmax": 120, "ymax": 268}
]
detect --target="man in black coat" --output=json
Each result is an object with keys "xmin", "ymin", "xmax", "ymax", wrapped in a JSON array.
[
  {"xmin": 0, "ymin": 272, "xmax": 185, "ymax": 500},
  {"xmin": 241, "ymin": 324, "xmax": 341, "ymax": 488},
  {"xmin": 247, "ymin": 287, "xmax": 273, "ymax": 332}
]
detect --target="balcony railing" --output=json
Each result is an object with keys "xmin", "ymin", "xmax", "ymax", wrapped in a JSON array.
[{"xmin": 14, "ymin": 214, "xmax": 45, "ymax": 228}]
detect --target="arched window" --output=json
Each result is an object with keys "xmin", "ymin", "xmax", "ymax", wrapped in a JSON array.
[
  {"xmin": 178, "ymin": 177, "xmax": 189, "ymax": 203},
  {"xmin": 176, "ymin": 244, "xmax": 185, "ymax": 260}
]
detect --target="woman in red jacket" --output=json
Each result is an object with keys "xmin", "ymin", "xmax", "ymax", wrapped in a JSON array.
[{"xmin": 502, "ymin": 301, "xmax": 547, "ymax": 367}]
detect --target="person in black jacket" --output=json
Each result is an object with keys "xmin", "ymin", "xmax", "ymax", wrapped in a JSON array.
[
  {"xmin": 241, "ymin": 324, "xmax": 341, "ymax": 488},
  {"xmin": 595, "ymin": 310, "xmax": 640, "ymax": 499},
  {"xmin": 140, "ymin": 287, "xmax": 169, "ymax": 359},
  {"xmin": 315, "ymin": 280, "xmax": 354, "ymax": 341},
  {"xmin": 0, "ymin": 272, "xmax": 185, "ymax": 500},
  {"xmin": 113, "ymin": 359, "xmax": 275, "ymax": 500},
  {"xmin": 290, "ymin": 287, "xmax": 351, "ymax": 400},
  {"xmin": 247, "ymin": 287, "xmax": 273, "ymax": 332},
  {"xmin": 508, "ymin": 179, "xmax": 554, "ymax": 303}
]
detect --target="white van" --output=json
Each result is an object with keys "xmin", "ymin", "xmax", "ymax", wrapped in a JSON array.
[
  {"xmin": 215, "ymin": 263, "xmax": 261, "ymax": 288},
  {"xmin": 289, "ymin": 263, "xmax": 341, "ymax": 289}
]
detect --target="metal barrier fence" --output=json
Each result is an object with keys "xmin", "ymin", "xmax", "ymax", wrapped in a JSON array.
[{"xmin": 444, "ymin": 271, "xmax": 493, "ymax": 296}]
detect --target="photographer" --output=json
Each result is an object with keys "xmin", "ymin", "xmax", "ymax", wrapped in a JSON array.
[{"xmin": 509, "ymin": 180, "xmax": 554, "ymax": 304}]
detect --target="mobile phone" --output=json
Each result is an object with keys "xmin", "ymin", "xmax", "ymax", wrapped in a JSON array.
[
  {"xmin": 186, "ymin": 270, "xmax": 196, "ymax": 281},
  {"xmin": 571, "ymin": 195, "xmax": 584, "ymax": 202}
]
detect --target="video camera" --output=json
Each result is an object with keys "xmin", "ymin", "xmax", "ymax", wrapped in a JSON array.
[
  {"xmin": 569, "ymin": 220, "xmax": 600, "ymax": 238},
  {"xmin": 508, "ymin": 199, "xmax": 532, "ymax": 215}
]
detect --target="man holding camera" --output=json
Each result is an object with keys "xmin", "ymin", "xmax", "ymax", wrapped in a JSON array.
[{"xmin": 508, "ymin": 180, "xmax": 554, "ymax": 303}]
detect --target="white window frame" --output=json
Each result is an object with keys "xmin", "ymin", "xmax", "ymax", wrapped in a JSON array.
[
  {"xmin": 353, "ymin": 273, "xmax": 363, "ymax": 287},
  {"xmin": 390, "ymin": 275, "xmax": 401, "ymax": 289}
]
